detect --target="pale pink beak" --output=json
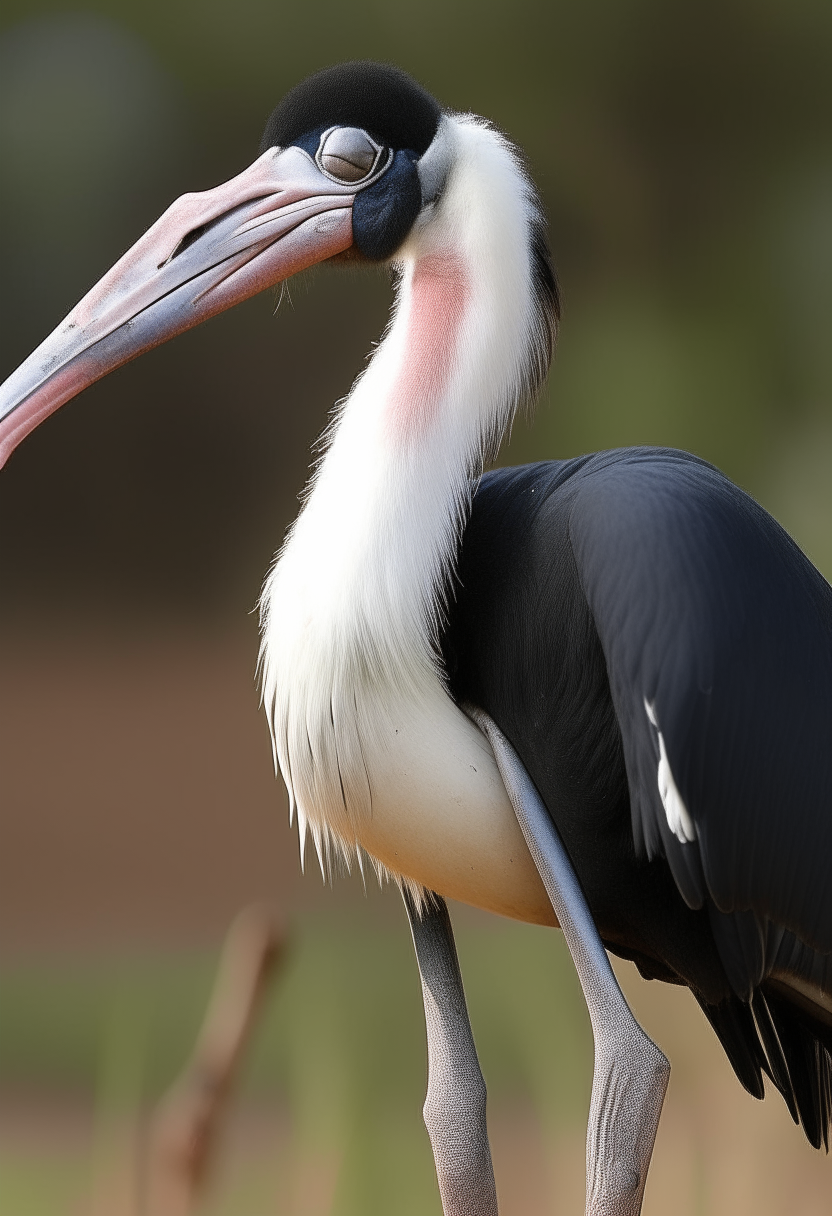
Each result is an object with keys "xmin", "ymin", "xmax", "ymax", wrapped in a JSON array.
[{"xmin": 0, "ymin": 145, "xmax": 358, "ymax": 469}]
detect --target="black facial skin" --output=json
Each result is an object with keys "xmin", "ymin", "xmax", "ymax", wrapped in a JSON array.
[
  {"xmin": 260, "ymin": 62, "xmax": 438, "ymax": 263},
  {"xmin": 350, "ymin": 150, "xmax": 423, "ymax": 261}
]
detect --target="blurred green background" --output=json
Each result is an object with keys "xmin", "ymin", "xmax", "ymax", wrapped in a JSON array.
[{"xmin": 0, "ymin": 0, "xmax": 832, "ymax": 1212}]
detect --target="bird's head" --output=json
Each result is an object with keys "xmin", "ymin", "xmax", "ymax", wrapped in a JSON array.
[{"xmin": 0, "ymin": 61, "xmax": 556, "ymax": 468}]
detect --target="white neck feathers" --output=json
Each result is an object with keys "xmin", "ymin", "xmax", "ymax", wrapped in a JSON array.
[{"xmin": 259, "ymin": 115, "xmax": 549, "ymax": 878}]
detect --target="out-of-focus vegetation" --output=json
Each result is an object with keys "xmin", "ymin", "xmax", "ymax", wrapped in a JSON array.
[
  {"xmin": 1, "ymin": 0, "xmax": 832, "ymax": 620},
  {"xmin": 1, "ymin": 4, "xmax": 832, "ymax": 1214},
  {"xmin": 2, "ymin": 915, "xmax": 832, "ymax": 1216},
  {"xmin": 0, "ymin": 915, "xmax": 592, "ymax": 1216}
]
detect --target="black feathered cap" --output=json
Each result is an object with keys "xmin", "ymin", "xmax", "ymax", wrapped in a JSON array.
[{"xmin": 261, "ymin": 62, "xmax": 442, "ymax": 158}]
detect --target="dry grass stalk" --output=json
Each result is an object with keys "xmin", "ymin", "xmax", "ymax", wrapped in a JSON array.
[{"xmin": 142, "ymin": 903, "xmax": 286, "ymax": 1216}]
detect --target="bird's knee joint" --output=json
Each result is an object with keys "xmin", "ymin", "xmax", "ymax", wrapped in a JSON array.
[
  {"xmin": 595, "ymin": 1159, "xmax": 641, "ymax": 1202},
  {"xmin": 423, "ymin": 1086, "xmax": 488, "ymax": 1142}
]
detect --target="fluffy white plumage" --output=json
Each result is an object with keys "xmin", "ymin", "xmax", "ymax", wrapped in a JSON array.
[{"xmin": 258, "ymin": 114, "xmax": 555, "ymax": 923}]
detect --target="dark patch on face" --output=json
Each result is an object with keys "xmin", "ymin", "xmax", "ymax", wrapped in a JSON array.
[
  {"xmin": 260, "ymin": 61, "xmax": 441, "ymax": 158},
  {"xmin": 352, "ymin": 149, "xmax": 423, "ymax": 261}
]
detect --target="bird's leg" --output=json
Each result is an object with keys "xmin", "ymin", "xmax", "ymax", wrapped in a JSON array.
[
  {"xmin": 403, "ymin": 889, "xmax": 499, "ymax": 1216},
  {"xmin": 468, "ymin": 708, "xmax": 669, "ymax": 1216}
]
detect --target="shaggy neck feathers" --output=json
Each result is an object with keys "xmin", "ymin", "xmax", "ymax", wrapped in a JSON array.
[{"xmin": 259, "ymin": 115, "xmax": 555, "ymax": 878}]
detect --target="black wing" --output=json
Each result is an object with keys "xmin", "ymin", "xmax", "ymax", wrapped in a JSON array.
[
  {"xmin": 567, "ymin": 448, "xmax": 832, "ymax": 999},
  {"xmin": 450, "ymin": 448, "xmax": 832, "ymax": 1145}
]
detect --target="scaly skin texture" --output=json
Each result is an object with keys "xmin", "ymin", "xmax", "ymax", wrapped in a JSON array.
[
  {"xmin": 472, "ymin": 708, "xmax": 669, "ymax": 1216},
  {"xmin": 405, "ymin": 892, "xmax": 498, "ymax": 1216}
]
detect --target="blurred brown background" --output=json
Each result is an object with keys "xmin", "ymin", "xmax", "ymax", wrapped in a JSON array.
[{"xmin": 1, "ymin": 1, "xmax": 832, "ymax": 1213}]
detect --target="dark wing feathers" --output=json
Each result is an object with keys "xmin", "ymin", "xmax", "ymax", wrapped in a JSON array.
[
  {"xmin": 566, "ymin": 449, "xmax": 832, "ymax": 987},
  {"xmin": 458, "ymin": 450, "xmax": 832, "ymax": 1146},
  {"xmin": 563, "ymin": 448, "xmax": 832, "ymax": 1149}
]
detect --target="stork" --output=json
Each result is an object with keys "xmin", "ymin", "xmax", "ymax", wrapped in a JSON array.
[{"xmin": 2, "ymin": 61, "xmax": 832, "ymax": 1216}]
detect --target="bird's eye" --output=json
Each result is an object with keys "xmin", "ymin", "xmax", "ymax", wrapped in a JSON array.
[{"xmin": 317, "ymin": 127, "xmax": 384, "ymax": 183}]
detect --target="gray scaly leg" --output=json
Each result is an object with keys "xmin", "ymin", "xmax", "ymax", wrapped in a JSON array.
[
  {"xmin": 469, "ymin": 707, "xmax": 669, "ymax": 1216},
  {"xmin": 403, "ymin": 890, "xmax": 499, "ymax": 1216}
]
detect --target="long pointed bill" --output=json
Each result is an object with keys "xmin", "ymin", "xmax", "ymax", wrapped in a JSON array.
[{"xmin": 0, "ymin": 146, "xmax": 357, "ymax": 469}]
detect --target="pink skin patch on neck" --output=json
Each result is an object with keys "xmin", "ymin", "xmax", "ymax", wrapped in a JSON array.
[{"xmin": 387, "ymin": 252, "xmax": 469, "ymax": 441}]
